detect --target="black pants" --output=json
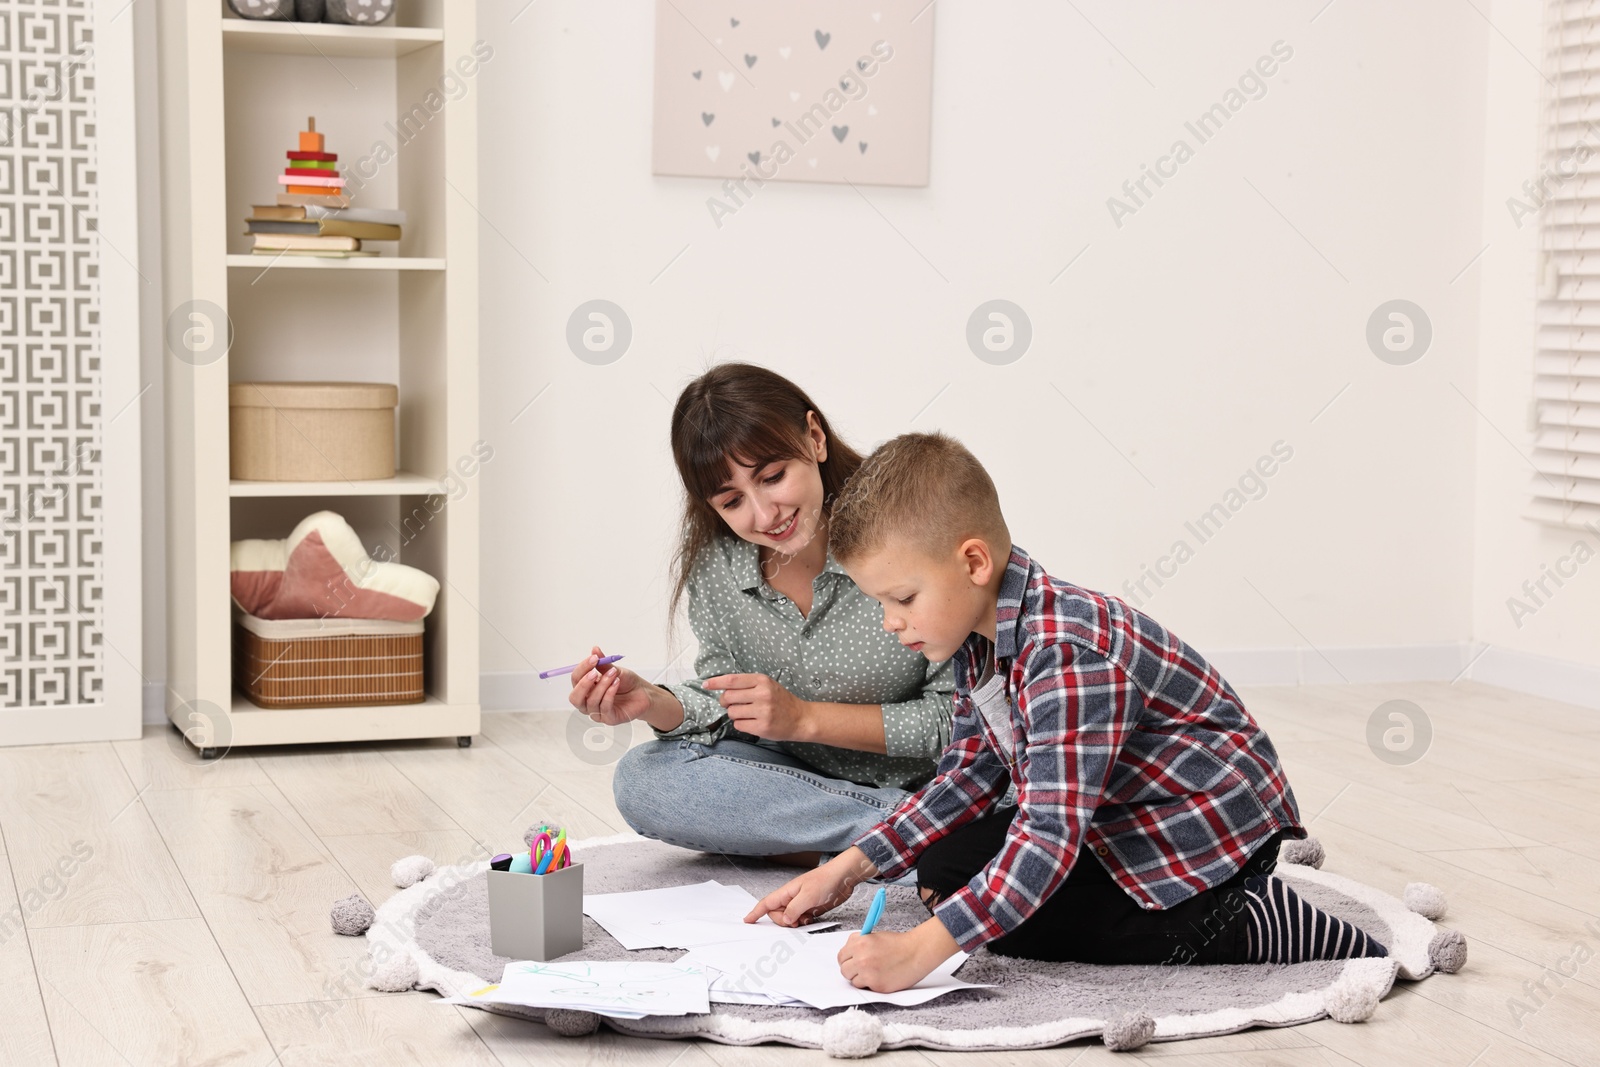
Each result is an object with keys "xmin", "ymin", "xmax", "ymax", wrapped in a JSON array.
[{"xmin": 917, "ymin": 807, "xmax": 1281, "ymax": 965}]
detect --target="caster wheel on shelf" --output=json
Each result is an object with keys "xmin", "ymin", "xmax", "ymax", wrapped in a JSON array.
[
  {"xmin": 457, "ymin": 736, "xmax": 473, "ymax": 748},
  {"xmin": 199, "ymin": 747, "xmax": 220, "ymax": 761}
]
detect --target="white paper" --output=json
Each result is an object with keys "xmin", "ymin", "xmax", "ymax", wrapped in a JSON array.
[
  {"xmin": 696, "ymin": 963, "xmax": 804, "ymax": 1006},
  {"xmin": 675, "ymin": 927, "xmax": 831, "ymax": 1006},
  {"xmin": 438, "ymin": 960, "xmax": 712, "ymax": 1019},
  {"xmin": 676, "ymin": 931, "xmax": 987, "ymax": 1010},
  {"xmin": 583, "ymin": 879, "xmax": 837, "ymax": 950}
]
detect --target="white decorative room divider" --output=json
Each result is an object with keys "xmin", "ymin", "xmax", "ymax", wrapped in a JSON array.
[{"xmin": 0, "ymin": 0, "xmax": 140, "ymax": 746}]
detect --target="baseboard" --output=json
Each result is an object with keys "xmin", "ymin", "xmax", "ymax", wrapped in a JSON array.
[
  {"xmin": 1465, "ymin": 644, "xmax": 1600, "ymax": 712},
  {"xmin": 139, "ymin": 666, "xmax": 699, "ymax": 725},
  {"xmin": 480, "ymin": 665, "xmax": 698, "ymax": 714},
  {"xmin": 144, "ymin": 681, "xmax": 165, "ymax": 726},
  {"xmin": 1205, "ymin": 643, "xmax": 1475, "ymax": 687},
  {"xmin": 1194, "ymin": 642, "xmax": 1600, "ymax": 712},
  {"xmin": 483, "ymin": 646, "xmax": 1484, "ymax": 710},
  {"xmin": 140, "ymin": 645, "xmax": 1600, "ymax": 725}
]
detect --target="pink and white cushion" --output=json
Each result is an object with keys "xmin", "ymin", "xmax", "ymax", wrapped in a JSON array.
[{"xmin": 230, "ymin": 510, "xmax": 439, "ymax": 622}]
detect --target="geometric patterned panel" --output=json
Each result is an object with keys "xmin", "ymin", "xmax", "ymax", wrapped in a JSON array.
[{"xmin": 0, "ymin": 0, "xmax": 101, "ymax": 706}]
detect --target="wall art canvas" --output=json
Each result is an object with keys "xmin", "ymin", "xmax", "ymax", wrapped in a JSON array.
[{"xmin": 651, "ymin": 0, "xmax": 935, "ymax": 188}]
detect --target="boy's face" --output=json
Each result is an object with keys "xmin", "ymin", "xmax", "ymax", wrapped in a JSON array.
[{"xmin": 845, "ymin": 535, "xmax": 998, "ymax": 662}]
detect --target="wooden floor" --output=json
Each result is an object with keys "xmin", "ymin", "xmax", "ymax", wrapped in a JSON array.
[{"xmin": 0, "ymin": 680, "xmax": 1595, "ymax": 1066}]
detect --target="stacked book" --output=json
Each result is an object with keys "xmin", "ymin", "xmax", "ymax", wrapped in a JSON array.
[{"xmin": 246, "ymin": 116, "xmax": 406, "ymax": 258}]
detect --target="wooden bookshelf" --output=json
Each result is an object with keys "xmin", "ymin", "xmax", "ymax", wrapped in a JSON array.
[{"xmin": 158, "ymin": 0, "xmax": 480, "ymax": 750}]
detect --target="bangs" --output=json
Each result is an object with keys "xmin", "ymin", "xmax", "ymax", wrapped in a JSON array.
[{"xmin": 678, "ymin": 404, "xmax": 812, "ymax": 501}]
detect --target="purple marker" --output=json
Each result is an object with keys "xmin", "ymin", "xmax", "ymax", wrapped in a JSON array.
[{"xmin": 539, "ymin": 654, "xmax": 624, "ymax": 680}]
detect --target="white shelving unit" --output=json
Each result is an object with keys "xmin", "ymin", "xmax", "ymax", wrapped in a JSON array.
[
  {"xmin": 224, "ymin": 254, "xmax": 447, "ymax": 270},
  {"xmin": 158, "ymin": 0, "xmax": 480, "ymax": 749},
  {"xmin": 220, "ymin": 18, "xmax": 444, "ymax": 57}
]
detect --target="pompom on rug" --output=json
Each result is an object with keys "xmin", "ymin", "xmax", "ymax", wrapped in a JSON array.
[{"xmin": 355, "ymin": 833, "xmax": 1465, "ymax": 1057}]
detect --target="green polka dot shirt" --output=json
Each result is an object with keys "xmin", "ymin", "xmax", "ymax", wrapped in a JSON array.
[{"xmin": 658, "ymin": 535, "xmax": 956, "ymax": 791}]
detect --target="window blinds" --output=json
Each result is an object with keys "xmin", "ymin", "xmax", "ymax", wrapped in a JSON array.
[{"xmin": 1534, "ymin": 0, "xmax": 1600, "ymax": 527}]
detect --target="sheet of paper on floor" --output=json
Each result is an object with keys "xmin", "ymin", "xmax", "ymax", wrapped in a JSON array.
[
  {"xmin": 583, "ymin": 878, "xmax": 837, "ymax": 950},
  {"xmin": 678, "ymin": 940, "xmax": 812, "ymax": 1004},
  {"xmin": 699, "ymin": 966, "xmax": 804, "ymax": 1006},
  {"xmin": 677, "ymin": 930, "xmax": 989, "ymax": 1010},
  {"xmin": 438, "ymin": 960, "xmax": 712, "ymax": 1019}
]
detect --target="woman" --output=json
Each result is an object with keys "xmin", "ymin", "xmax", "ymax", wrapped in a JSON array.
[{"xmin": 567, "ymin": 363, "xmax": 953, "ymax": 861}]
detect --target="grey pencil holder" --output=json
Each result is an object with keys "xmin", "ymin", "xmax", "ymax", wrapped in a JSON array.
[{"xmin": 486, "ymin": 863, "xmax": 584, "ymax": 961}]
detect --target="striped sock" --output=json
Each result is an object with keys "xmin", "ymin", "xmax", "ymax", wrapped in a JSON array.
[{"xmin": 1242, "ymin": 875, "xmax": 1389, "ymax": 963}]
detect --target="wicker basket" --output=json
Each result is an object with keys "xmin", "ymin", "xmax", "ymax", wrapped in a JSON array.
[{"xmin": 236, "ymin": 613, "xmax": 425, "ymax": 709}]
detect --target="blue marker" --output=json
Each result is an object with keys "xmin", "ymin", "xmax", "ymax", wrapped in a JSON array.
[{"xmin": 860, "ymin": 886, "xmax": 887, "ymax": 935}]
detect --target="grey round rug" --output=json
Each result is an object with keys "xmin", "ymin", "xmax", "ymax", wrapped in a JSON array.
[{"xmin": 363, "ymin": 832, "xmax": 1462, "ymax": 1056}]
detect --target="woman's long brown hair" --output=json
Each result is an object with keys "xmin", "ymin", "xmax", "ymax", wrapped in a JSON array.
[{"xmin": 668, "ymin": 362, "xmax": 865, "ymax": 623}]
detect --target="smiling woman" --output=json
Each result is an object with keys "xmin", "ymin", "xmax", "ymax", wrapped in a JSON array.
[{"xmin": 563, "ymin": 363, "xmax": 955, "ymax": 862}]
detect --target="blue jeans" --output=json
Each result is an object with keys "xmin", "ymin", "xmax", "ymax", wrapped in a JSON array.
[{"xmin": 612, "ymin": 737, "xmax": 912, "ymax": 857}]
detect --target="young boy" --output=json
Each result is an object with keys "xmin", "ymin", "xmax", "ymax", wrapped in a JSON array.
[{"xmin": 746, "ymin": 432, "xmax": 1386, "ymax": 993}]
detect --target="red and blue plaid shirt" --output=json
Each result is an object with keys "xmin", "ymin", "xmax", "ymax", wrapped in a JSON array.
[{"xmin": 853, "ymin": 546, "xmax": 1304, "ymax": 953}]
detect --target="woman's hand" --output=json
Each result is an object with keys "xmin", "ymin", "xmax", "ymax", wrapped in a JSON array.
[
  {"xmin": 567, "ymin": 647, "xmax": 655, "ymax": 726},
  {"xmin": 838, "ymin": 919, "xmax": 961, "ymax": 993},
  {"xmin": 705, "ymin": 673, "xmax": 811, "ymax": 741},
  {"xmin": 745, "ymin": 848, "xmax": 877, "ymax": 927}
]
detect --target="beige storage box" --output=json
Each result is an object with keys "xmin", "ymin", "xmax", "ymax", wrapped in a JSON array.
[{"xmin": 230, "ymin": 381, "xmax": 398, "ymax": 481}]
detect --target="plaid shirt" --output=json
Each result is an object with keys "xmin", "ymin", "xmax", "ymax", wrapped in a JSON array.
[{"xmin": 853, "ymin": 546, "xmax": 1304, "ymax": 953}]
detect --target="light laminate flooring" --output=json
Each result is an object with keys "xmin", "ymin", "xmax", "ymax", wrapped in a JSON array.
[{"xmin": 0, "ymin": 680, "xmax": 1594, "ymax": 1066}]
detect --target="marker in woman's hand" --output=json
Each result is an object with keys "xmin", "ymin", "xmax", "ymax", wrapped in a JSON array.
[{"xmin": 540, "ymin": 654, "xmax": 625, "ymax": 680}]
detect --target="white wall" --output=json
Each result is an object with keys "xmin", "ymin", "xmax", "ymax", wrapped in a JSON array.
[
  {"xmin": 136, "ymin": 1, "xmax": 1597, "ymax": 716},
  {"xmin": 1470, "ymin": 0, "xmax": 1600, "ymax": 692},
  {"xmin": 470, "ymin": 0, "xmax": 1490, "ymax": 701}
]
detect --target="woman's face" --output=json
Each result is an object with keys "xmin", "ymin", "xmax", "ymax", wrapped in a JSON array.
[{"xmin": 707, "ymin": 414, "xmax": 828, "ymax": 556}]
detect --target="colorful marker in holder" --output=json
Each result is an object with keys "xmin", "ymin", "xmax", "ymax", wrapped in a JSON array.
[{"xmin": 486, "ymin": 824, "xmax": 584, "ymax": 960}]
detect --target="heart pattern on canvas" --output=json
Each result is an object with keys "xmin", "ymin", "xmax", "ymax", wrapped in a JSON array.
[
  {"xmin": 692, "ymin": 70, "xmax": 702, "ymax": 79},
  {"xmin": 832, "ymin": 125, "xmax": 848, "ymax": 142},
  {"xmin": 744, "ymin": 53, "xmax": 757, "ymax": 67},
  {"xmin": 815, "ymin": 29, "xmax": 831, "ymax": 49},
  {"xmin": 778, "ymin": 45, "xmax": 791, "ymax": 59},
  {"xmin": 718, "ymin": 70, "xmax": 735, "ymax": 91},
  {"xmin": 702, "ymin": 112, "xmax": 715, "ymax": 126},
  {"xmin": 706, "ymin": 145, "xmax": 721, "ymax": 161}
]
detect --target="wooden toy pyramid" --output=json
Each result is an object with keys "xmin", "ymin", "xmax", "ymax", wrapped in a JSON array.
[{"xmin": 280, "ymin": 117, "xmax": 345, "ymax": 198}]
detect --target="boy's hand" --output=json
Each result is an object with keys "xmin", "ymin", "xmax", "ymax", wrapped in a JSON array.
[
  {"xmin": 705, "ymin": 673, "xmax": 810, "ymax": 741},
  {"xmin": 837, "ymin": 919, "xmax": 961, "ymax": 993},
  {"xmin": 745, "ymin": 848, "xmax": 876, "ymax": 927}
]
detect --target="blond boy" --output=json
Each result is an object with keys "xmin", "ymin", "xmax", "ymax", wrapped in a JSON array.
[{"xmin": 747, "ymin": 432, "xmax": 1386, "ymax": 992}]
